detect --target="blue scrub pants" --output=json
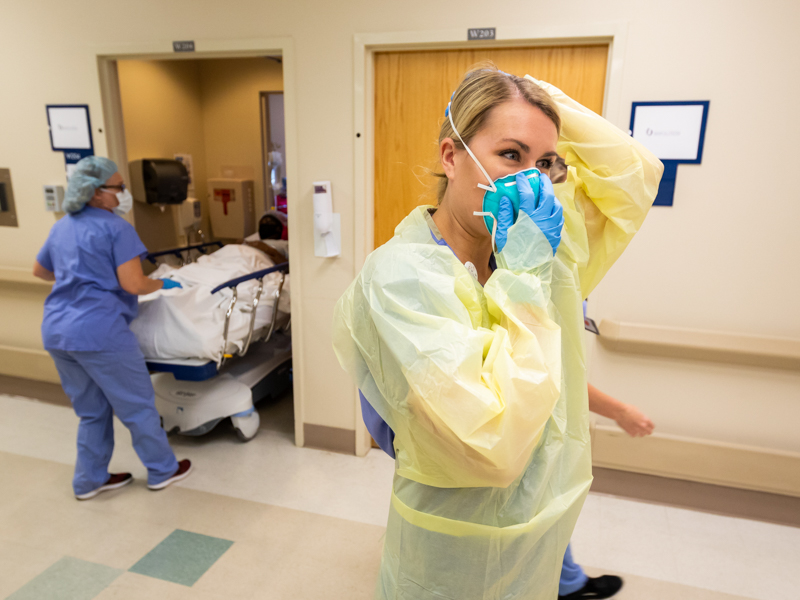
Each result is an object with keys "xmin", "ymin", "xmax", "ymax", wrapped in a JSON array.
[
  {"xmin": 49, "ymin": 348, "xmax": 178, "ymax": 495},
  {"xmin": 559, "ymin": 543, "xmax": 588, "ymax": 596}
]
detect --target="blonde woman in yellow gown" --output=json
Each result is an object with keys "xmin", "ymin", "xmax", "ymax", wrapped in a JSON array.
[{"xmin": 334, "ymin": 66, "xmax": 662, "ymax": 600}]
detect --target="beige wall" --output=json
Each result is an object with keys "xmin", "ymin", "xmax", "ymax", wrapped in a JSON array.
[
  {"xmin": 199, "ymin": 57, "xmax": 283, "ymax": 223},
  {"xmin": 0, "ymin": 2, "xmax": 798, "ymax": 468},
  {"xmin": 117, "ymin": 59, "xmax": 209, "ymax": 250}
]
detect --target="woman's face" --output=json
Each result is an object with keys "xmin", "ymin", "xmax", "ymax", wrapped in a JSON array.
[
  {"xmin": 441, "ymin": 96, "xmax": 558, "ymax": 240},
  {"xmin": 90, "ymin": 172, "xmax": 123, "ymax": 211}
]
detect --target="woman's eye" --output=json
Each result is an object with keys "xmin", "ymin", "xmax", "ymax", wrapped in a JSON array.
[
  {"xmin": 537, "ymin": 159, "xmax": 554, "ymax": 170},
  {"xmin": 501, "ymin": 150, "xmax": 520, "ymax": 161}
]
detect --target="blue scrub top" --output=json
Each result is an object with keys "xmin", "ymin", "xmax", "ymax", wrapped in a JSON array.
[{"xmin": 36, "ymin": 206, "xmax": 148, "ymax": 351}]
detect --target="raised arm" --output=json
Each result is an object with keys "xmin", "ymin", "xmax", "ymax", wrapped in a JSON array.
[{"xmin": 526, "ymin": 76, "xmax": 664, "ymax": 298}]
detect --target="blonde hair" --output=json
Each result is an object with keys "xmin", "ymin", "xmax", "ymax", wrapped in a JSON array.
[{"xmin": 435, "ymin": 64, "xmax": 560, "ymax": 202}]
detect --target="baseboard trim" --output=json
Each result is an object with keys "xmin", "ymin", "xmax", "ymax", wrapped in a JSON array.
[
  {"xmin": 303, "ymin": 423, "xmax": 356, "ymax": 455},
  {"xmin": 593, "ymin": 425, "xmax": 800, "ymax": 498},
  {"xmin": 0, "ymin": 345, "xmax": 60, "ymax": 384},
  {"xmin": 591, "ymin": 467, "xmax": 800, "ymax": 527}
]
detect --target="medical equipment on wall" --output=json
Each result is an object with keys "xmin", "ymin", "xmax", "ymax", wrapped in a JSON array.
[
  {"xmin": 208, "ymin": 178, "xmax": 255, "ymax": 239},
  {"xmin": 43, "ymin": 185, "xmax": 65, "ymax": 212},
  {"xmin": 134, "ymin": 242, "xmax": 291, "ymax": 441},
  {"xmin": 128, "ymin": 159, "xmax": 194, "ymax": 252},
  {"xmin": 129, "ymin": 159, "xmax": 190, "ymax": 206},
  {"xmin": 176, "ymin": 197, "xmax": 203, "ymax": 246}
]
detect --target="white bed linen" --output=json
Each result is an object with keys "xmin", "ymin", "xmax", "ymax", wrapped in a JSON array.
[{"xmin": 131, "ymin": 244, "xmax": 290, "ymax": 362}]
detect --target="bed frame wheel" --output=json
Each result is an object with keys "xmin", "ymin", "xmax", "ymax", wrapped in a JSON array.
[{"xmin": 231, "ymin": 409, "xmax": 260, "ymax": 442}]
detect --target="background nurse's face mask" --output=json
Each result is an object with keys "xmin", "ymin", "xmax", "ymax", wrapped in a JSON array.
[
  {"xmin": 113, "ymin": 189, "xmax": 133, "ymax": 216},
  {"xmin": 447, "ymin": 106, "xmax": 540, "ymax": 246}
]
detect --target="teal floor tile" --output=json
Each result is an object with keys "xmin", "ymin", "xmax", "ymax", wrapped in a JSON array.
[
  {"xmin": 128, "ymin": 529, "xmax": 233, "ymax": 587},
  {"xmin": 6, "ymin": 556, "xmax": 122, "ymax": 600}
]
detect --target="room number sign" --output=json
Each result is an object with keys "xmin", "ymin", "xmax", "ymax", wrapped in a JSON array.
[{"xmin": 468, "ymin": 28, "xmax": 496, "ymax": 40}]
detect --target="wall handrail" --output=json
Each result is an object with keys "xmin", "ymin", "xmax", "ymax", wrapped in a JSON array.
[
  {"xmin": 598, "ymin": 319, "xmax": 800, "ymax": 371},
  {"xmin": 0, "ymin": 267, "xmax": 53, "ymax": 287}
]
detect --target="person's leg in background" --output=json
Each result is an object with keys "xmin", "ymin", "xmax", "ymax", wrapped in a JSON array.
[
  {"xmin": 49, "ymin": 349, "xmax": 116, "ymax": 496},
  {"xmin": 559, "ymin": 543, "xmax": 623, "ymax": 600},
  {"xmin": 73, "ymin": 349, "xmax": 179, "ymax": 487},
  {"xmin": 559, "ymin": 544, "xmax": 589, "ymax": 597}
]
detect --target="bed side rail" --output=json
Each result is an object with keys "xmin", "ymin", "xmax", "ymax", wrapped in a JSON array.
[
  {"xmin": 146, "ymin": 241, "xmax": 224, "ymax": 265},
  {"xmin": 212, "ymin": 262, "xmax": 289, "ymax": 367}
]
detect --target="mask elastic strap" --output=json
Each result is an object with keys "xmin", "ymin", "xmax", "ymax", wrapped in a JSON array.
[
  {"xmin": 448, "ymin": 106, "xmax": 497, "ymax": 193},
  {"xmin": 473, "ymin": 211, "xmax": 498, "ymax": 254}
]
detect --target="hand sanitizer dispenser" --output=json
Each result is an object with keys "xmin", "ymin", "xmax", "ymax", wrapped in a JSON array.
[{"xmin": 313, "ymin": 181, "xmax": 340, "ymax": 257}]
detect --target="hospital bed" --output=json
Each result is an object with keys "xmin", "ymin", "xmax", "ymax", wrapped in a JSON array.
[{"xmin": 136, "ymin": 241, "xmax": 292, "ymax": 442}]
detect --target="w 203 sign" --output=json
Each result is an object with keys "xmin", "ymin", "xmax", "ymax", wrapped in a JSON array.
[{"xmin": 468, "ymin": 28, "xmax": 496, "ymax": 40}]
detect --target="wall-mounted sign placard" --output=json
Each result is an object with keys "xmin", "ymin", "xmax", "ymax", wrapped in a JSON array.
[
  {"xmin": 46, "ymin": 105, "xmax": 93, "ymax": 151},
  {"xmin": 630, "ymin": 101, "xmax": 710, "ymax": 206},
  {"xmin": 46, "ymin": 104, "xmax": 95, "ymax": 178},
  {"xmin": 468, "ymin": 28, "xmax": 496, "ymax": 40},
  {"xmin": 173, "ymin": 41, "xmax": 195, "ymax": 52}
]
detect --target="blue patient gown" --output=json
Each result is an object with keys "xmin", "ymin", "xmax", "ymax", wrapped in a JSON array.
[{"xmin": 37, "ymin": 206, "xmax": 178, "ymax": 494}]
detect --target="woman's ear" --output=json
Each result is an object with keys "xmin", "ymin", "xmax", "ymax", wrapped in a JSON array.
[{"xmin": 440, "ymin": 138, "xmax": 457, "ymax": 180}]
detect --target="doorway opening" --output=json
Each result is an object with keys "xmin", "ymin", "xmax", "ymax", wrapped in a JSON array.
[
  {"xmin": 100, "ymin": 51, "xmax": 296, "ymax": 446},
  {"xmin": 114, "ymin": 56, "xmax": 286, "ymax": 251}
]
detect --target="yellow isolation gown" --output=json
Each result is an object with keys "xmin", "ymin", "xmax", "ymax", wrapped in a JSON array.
[{"xmin": 333, "ymin": 77, "xmax": 663, "ymax": 600}]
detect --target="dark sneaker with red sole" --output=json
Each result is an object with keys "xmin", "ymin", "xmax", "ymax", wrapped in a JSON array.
[
  {"xmin": 148, "ymin": 459, "xmax": 193, "ymax": 491},
  {"xmin": 75, "ymin": 473, "xmax": 133, "ymax": 500},
  {"xmin": 559, "ymin": 575, "xmax": 624, "ymax": 600}
]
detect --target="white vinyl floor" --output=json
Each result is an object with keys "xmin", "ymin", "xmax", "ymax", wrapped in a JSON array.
[{"xmin": 1, "ymin": 392, "xmax": 797, "ymax": 600}]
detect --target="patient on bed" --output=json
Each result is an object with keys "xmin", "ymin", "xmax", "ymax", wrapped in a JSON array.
[{"xmin": 130, "ymin": 244, "xmax": 290, "ymax": 363}]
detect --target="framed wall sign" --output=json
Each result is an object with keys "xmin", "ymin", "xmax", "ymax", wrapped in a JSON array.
[
  {"xmin": 630, "ymin": 101, "xmax": 710, "ymax": 206},
  {"xmin": 46, "ymin": 105, "xmax": 95, "ymax": 177}
]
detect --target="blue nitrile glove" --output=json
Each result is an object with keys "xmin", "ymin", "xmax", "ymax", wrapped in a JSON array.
[
  {"xmin": 518, "ymin": 171, "xmax": 563, "ymax": 255},
  {"xmin": 160, "ymin": 278, "xmax": 182, "ymax": 290},
  {"xmin": 495, "ymin": 194, "xmax": 516, "ymax": 253},
  {"xmin": 495, "ymin": 172, "xmax": 564, "ymax": 255}
]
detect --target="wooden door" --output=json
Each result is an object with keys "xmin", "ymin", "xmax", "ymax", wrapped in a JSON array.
[{"xmin": 373, "ymin": 45, "xmax": 608, "ymax": 248}]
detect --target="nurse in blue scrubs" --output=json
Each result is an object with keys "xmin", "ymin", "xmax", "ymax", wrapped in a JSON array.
[{"xmin": 33, "ymin": 156, "xmax": 192, "ymax": 500}]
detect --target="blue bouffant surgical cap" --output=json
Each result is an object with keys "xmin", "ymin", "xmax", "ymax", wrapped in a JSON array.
[{"xmin": 62, "ymin": 156, "xmax": 118, "ymax": 213}]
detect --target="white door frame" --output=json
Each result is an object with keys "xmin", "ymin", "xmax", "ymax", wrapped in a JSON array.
[
  {"xmin": 350, "ymin": 24, "xmax": 628, "ymax": 454},
  {"xmin": 94, "ymin": 37, "xmax": 307, "ymax": 447}
]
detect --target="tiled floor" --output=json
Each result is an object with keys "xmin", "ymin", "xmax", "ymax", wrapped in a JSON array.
[{"xmin": 1, "ymin": 391, "xmax": 797, "ymax": 600}]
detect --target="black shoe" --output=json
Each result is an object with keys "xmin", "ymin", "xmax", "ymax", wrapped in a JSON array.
[{"xmin": 558, "ymin": 575, "xmax": 623, "ymax": 599}]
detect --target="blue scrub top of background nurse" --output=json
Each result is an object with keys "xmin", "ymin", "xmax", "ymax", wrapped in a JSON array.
[{"xmin": 33, "ymin": 156, "xmax": 191, "ymax": 500}]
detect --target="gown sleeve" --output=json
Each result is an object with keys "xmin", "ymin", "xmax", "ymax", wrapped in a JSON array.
[
  {"xmin": 333, "ymin": 212, "xmax": 561, "ymax": 489},
  {"xmin": 527, "ymin": 76, "xmax": 664, "ymax": 298}
]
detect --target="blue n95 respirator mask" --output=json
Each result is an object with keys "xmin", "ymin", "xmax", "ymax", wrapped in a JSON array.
[{"xmin": 447, "ymin": 104, "xmax": 540, "ymax": 250}]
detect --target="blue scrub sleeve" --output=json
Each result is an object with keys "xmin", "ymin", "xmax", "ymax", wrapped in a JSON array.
[
  {"xmin": 359, "ymin": 390, "xmax": 396, "ymax": 458},
  {"xmin": 36, "ymin": 239, "xmax": 54, "ymax": 272},
  {"xmin": 112, "ymin": 222, "xmax": 148, "ymax": 268}
]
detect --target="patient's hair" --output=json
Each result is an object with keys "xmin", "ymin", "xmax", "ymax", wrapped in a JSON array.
[{"xmin": 434, "ymin": 63, "xmax": 561, "ymax": 202}]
